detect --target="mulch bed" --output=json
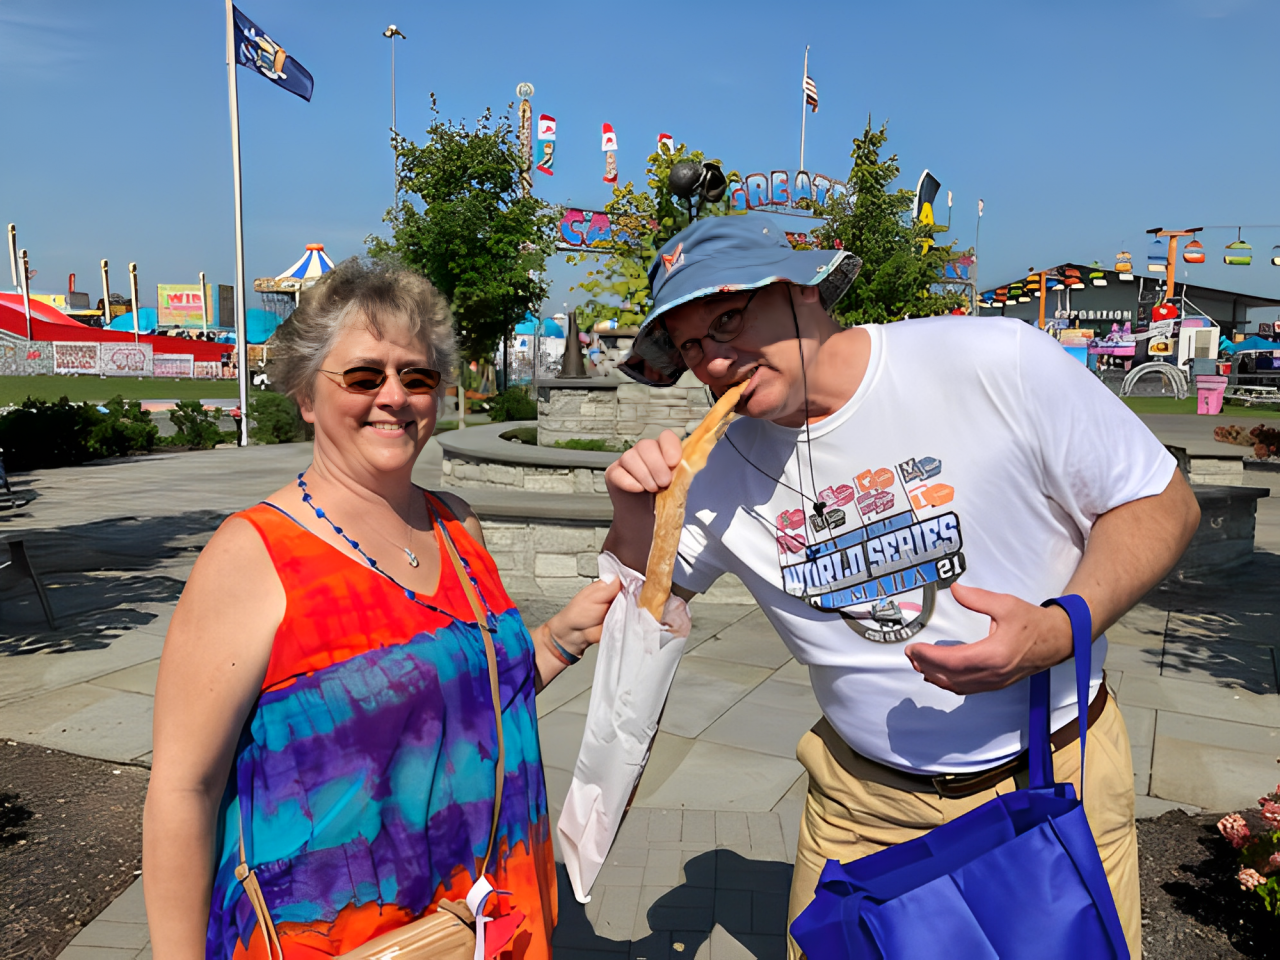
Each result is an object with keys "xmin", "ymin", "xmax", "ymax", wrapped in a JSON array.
[
  {"xmin": 0, "ymin": 742, "xmax": 149, "ymax": 960},
  {"xmin": 1139, "ymin": 810, "xmax": 1275, "ymax": 959}
]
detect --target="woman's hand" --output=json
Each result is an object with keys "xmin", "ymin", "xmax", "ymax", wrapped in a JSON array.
[{"xmin": 533, "ymin": 576, "xmax": 622, "ymax": 690}]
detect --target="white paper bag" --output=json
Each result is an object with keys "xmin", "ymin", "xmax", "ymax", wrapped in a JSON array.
[{"xmin": 556, "ymin": 551, "xmax": 691, "ymax": 903}]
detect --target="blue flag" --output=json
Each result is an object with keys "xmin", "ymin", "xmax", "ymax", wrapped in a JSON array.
[{"xmin": 232, "ymin": 6, "xmax": 314, "ymax": 102}]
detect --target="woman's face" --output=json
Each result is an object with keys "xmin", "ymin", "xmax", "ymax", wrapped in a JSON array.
[{"xmin": 299, "ymin": 316, "xmax": 440, "ymax": 479}]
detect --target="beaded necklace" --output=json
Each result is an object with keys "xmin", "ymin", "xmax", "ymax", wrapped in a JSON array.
[{"xmin": 294, "ymin": 470, "xmax": 491, "ymax": 624}]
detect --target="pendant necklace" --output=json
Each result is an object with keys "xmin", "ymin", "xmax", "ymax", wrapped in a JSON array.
[{"xmin": 296, "ymin": 472, "xmax": 420, "ymax": 568}]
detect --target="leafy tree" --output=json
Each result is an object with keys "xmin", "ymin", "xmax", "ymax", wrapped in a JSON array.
[
  {"xmin": 569, "ymin": 141, "xmax": 738, "ymax": 331},
  {"xmin": 369, "ymin": 97, "xmax": 559, "ymax": 363},
  {"xmin": 814, "ymin": 117, "xmax": 969, "ymax": 324}
]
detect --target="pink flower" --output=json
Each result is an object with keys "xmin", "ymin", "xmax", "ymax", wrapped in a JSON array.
[
  {"xmin": 1218, "ymin": 813, "xmax": 1252, "ymax": 849},
  {"xmin": 1260, "ymin": 800, "xmax": 1280, "ymax": 827},
  {"xmin": 1239, "ymin": 867, "xmax": 1266, "ymax": 891},
  {"xmin": 1270, "ymin": 850, "xmax": 1280, "ymax": 871}
]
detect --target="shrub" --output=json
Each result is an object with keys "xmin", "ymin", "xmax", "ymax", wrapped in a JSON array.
[
  {"xmin": 499, "ymin": 426, "xmax": 538, "ymax": 445},
  {"xmin": 250, "ymin": 390, "xmax": 305, "ymax": 444},
  {"xmin": 89, "ymin": 395, "xmax": 158, "ymax": 458},
  {"xmin": 487, "ymin": 386, "xmax": 537, "ymax": 423},
  {"xmin": 168, "ymin": 399, "xmax": 224, "ymax": 450},
  {"xmin": 552, "ymin": 437, "xmax": 631, "ymax": 452},
  {"xmin": 1217, "ymin": 784, "xmax": 1280, "ymax": 916},
  {"xmin": 0, "ymin": 397, "xmax": 102, "ymax": 470}
]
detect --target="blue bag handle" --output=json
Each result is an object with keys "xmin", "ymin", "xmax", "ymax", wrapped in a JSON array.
[{"xmin": 1029, "ymin": 595, "xmax": 1093, "ymax": 795}]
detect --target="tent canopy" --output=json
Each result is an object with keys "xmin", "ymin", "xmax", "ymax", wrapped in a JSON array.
[
  {"xmin": 1222, "ymin": 336, "xmax": 1280, "ymax": 354},
  {"xmin": 276, "ymin": 243, "xmax": 335, "ymax": 282}
]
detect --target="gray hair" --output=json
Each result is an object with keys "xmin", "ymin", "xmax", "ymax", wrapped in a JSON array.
[{"xmin": 270, "ymin": 257, "xmax": 457, "ymax": 402}]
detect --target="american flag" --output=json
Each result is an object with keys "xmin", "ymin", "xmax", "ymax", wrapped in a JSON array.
[{"xmin": 803, "ymin": 74, "xmax": 819, "ymax": 112}]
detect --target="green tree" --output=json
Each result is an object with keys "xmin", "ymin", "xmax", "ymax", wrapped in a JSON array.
[
  {"xmin": 815, "ymin": 117, "xmax": 969, "ymax": 324},
  {"xmin": 369, "ymin": 97, "xmax": 558, "ymax": 363},
  {"xmin": 569, "ymin": 141, "xmax": 738, "ymax": 331}
]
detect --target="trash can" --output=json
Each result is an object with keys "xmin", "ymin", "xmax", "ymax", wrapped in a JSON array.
[{"xmin": 1196, "ymin": 375, "xmax": 1228, "ymax": 415}]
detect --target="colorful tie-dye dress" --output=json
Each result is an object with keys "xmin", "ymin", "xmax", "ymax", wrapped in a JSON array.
[{"xmin": 205, "ymin": 495, "xmax": 557, "ymax": 959}]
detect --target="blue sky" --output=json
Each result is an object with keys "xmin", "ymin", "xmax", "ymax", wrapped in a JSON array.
[{"xmin": 3, "ymin": 0, "xmax": 1278, "ymax": 313}]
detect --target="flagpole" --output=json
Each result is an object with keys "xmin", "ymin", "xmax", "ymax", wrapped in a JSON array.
[
  {"xmin": 226, "ymin": 0, "xmax": 249, "ymax": 447},
  {"xmin": 974, "ymin": 200, "xmax": 983, "ymax": 313},
  {"xmin": 799, "ymin": 45, "xmax": 810, "ymax": 172}
]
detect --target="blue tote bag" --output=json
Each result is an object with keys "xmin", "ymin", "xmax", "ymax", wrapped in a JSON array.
[{"xmin": 790, "ymin": 595, "xmax": 1130, "ymax": 959}]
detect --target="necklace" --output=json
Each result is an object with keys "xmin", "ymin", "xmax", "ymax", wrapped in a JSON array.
[
  {"xmin": 291, "ymin": 472, "xmax": 494, "ymax": 631},
  {"xmin": 296, "ymin": 472, "xmax": 421, "ymax": 567}
]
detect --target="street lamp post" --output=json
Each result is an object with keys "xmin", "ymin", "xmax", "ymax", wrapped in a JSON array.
[
  {"xmin": 101, "ymin": 259, "xmax": 111, "ymax": 330},
  {"xmin": 18, "ymin": 249, "xmax": 32, "ymax": 340},
  {"xmin": 199, "ymin": 270, "xmax": 210, "ymax": 333},
  {"xmin": 383, "ymin": 25, "xmax": 406, "ymax": 211}
]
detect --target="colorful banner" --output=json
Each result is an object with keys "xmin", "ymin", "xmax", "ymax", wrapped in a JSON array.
[
  {"xmin": 728, "ymin": 170, "xmax": 846, "ymax": 212},
  {"xmin": 537, "ymin": 114, "xmax": 556, "ymax": 176},
  {"xmin": 157, "ymin": 284, "xmax": 212, "ymax": 328},
  {"xmin": 194, "ymin": 361, "xmax": 223, "ymax": 379},
  {"xmin": 658, "ymin": 132, "xmax": 673, "ymax": 152},
  {"xmin": 602, "ymin": 123, "xmax": 618, "ymax": 184}
]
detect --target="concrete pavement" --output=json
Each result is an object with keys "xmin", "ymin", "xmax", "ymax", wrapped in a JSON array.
[{"xmin": 0, "ymin": 415, "xmax": 1273, "ymax": 958}]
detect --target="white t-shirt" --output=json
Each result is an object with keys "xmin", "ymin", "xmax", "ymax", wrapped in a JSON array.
[{"xmin": 674, "ymin": 316, "xmax": 1176, "ymax": 774}]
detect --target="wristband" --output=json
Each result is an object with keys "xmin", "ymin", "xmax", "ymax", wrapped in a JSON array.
[{"xmin": 545, "ymin": 627, "xmax": 582, "ymax": 666}]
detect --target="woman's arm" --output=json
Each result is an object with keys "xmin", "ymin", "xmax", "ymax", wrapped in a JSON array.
[
  {"xmin": 143, "ymin": 518, "xmax": 283, "ymax": 960},
  {"xmin": 436, "ymin": 489, "xmax": 622, "ymax": 690}
]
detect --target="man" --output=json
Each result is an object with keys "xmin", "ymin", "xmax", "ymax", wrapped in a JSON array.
[{"xmin": 603, "ymin": 215, "xmax": 1199, "ymax": 958}]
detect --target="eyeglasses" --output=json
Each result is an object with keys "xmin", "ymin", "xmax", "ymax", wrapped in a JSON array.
[
  {"xmin": 674, "ymin": 287, "xmax": 761, "ymax": 367},
  {"xmin": 319, "ymin": 365, "xmax": 442, "ymax": 394}
]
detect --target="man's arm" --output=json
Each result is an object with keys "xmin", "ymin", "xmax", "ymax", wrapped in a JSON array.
[{"xmin": 905, "ymin": 468, "xmax": 1200, "ymax": 695}]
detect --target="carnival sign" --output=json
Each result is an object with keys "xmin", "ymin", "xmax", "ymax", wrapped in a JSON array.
[
  {"xmin": 728, "ymin": 170, "xmax": 847, "ymax": 212},
  {"xmin": 558, "ymin": 209, "xmax": 619, "ymax": 250}
]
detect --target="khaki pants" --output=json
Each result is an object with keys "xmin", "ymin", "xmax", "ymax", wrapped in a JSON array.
[{"xmin": 787, "ymin": 697, "xmax": 1140, "ymax": 959}]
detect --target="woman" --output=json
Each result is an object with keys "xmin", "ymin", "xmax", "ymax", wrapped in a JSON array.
[{"xmin": 143, "ymin": 259, "xmax": 618, "ymax": 959}]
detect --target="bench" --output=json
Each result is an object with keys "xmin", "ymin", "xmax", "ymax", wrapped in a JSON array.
[{"xmin": 1223, "ymin": 385, "xmax": 1280, "ymax": 406}]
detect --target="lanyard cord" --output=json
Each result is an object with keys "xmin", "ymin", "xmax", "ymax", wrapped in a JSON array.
[{"xmin": 788, "ymin": 287, "xmax": 826, "ymax": 518}]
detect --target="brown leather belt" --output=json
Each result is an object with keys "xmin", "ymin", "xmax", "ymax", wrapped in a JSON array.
[{"xmin": 878, "ymin": 679, "xmax": 1109, "ymax": 800}]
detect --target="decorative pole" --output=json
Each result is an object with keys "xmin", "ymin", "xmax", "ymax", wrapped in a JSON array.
[
  {"xmin": 199, "ymin": 270, "xmax": 210, "ymax": 333},
  {"xmin": 128, "ymin": 263, "xmax": 141, "ymax": 342},
  {"xmin": 799, "ymin": 46, "xmax": 810, "ymax": 172},
  {"xmin": 7, "ymin": 224, "xmax": 17, "ymax": 291},
  {"xmin": 516, "ymin": 82, "xmax": 535, "ymax": 198},
  {"xmin": 18, "ymin": 249, "xmax": 32, "ymax": 340},
  {"xmin": 100, "ymin": 259, "xmax": 111, "ymax": 330},
  {"xmin": 226, "ymin": 0, "xmax": 250, "ymax": 446}
]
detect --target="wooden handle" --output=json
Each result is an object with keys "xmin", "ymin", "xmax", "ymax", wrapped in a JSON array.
[{"xmin": 638, "ymin": 382, "xmax": 746, "ymax": 620}]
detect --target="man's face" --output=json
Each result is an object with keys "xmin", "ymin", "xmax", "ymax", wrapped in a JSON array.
[{"xmin": 663, "ymin": 282, "xmax": 822, "ymax": 423}]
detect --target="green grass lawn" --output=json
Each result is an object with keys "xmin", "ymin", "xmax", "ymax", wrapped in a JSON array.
[
  {"xmin": 1121, "ymin": 396, "xmax": 1280, "ymax": 418},
  {"xmin": 0, "ymin": 375, "xmax": 240, "ymax": 406}
]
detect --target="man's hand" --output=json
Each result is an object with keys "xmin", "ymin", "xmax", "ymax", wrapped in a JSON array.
[
  {"xmin": 904, "ymin": 583, "xmax": 1074, "ymax": 695},
  {"xmin": 601, "ymin": 430, "xmax": 684, "ymax": 572}
]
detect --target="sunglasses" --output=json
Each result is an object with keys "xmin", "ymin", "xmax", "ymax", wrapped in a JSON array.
[{"xmin": 319, "ymin": 365, "xmax": 442, "ymax": 394}]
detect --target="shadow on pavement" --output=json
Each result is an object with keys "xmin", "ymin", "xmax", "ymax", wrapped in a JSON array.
[
  {"xmin": 553, "ymin": 851, "xmax": 793, "ymax": 960},
  {"xmin": 0, "ymin": 511, "xmax": 228, "ymax": 655},
  {"xmin": 1145, "ymin": 551, "xmax": 1280, "ymax": 694}
]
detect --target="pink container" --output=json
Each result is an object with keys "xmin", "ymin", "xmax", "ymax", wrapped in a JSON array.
[{"xmin": 1196, "ymin": 375, "xmax": 1228, "ymax": 415}]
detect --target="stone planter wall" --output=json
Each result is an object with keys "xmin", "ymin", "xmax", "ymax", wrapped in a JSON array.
[
  {"xmin": 536, "ymin": 373, "xmax": 712, "ymax": 447},
  {"xmin": 441, "ymin": 458, "xmax": 609, "ymax": 495}
]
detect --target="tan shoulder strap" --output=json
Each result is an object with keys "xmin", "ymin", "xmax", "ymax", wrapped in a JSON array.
[{"xmin": 434, "ymin": 511, "xmax": 506, "ymax": 877}]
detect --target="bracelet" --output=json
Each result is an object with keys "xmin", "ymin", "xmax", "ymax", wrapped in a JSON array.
[{"xmin": 544, "ymin": 626, "xmax": 582, "ymax": 666}]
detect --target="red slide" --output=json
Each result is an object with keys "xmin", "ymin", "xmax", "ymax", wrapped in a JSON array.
[{"xmin": 0, "ymin": 294, "xmax": 228, "ymax": 361}]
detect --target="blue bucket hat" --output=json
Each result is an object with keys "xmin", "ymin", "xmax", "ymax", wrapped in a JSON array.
[{"xmin": 620, "ymin": 213, "xmax": 861, "ymax": 387}]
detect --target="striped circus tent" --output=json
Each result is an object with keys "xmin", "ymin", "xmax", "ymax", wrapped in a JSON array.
[{"xmin": 276, "ymin": 243, "xmax": 335, "ymax": 282}]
